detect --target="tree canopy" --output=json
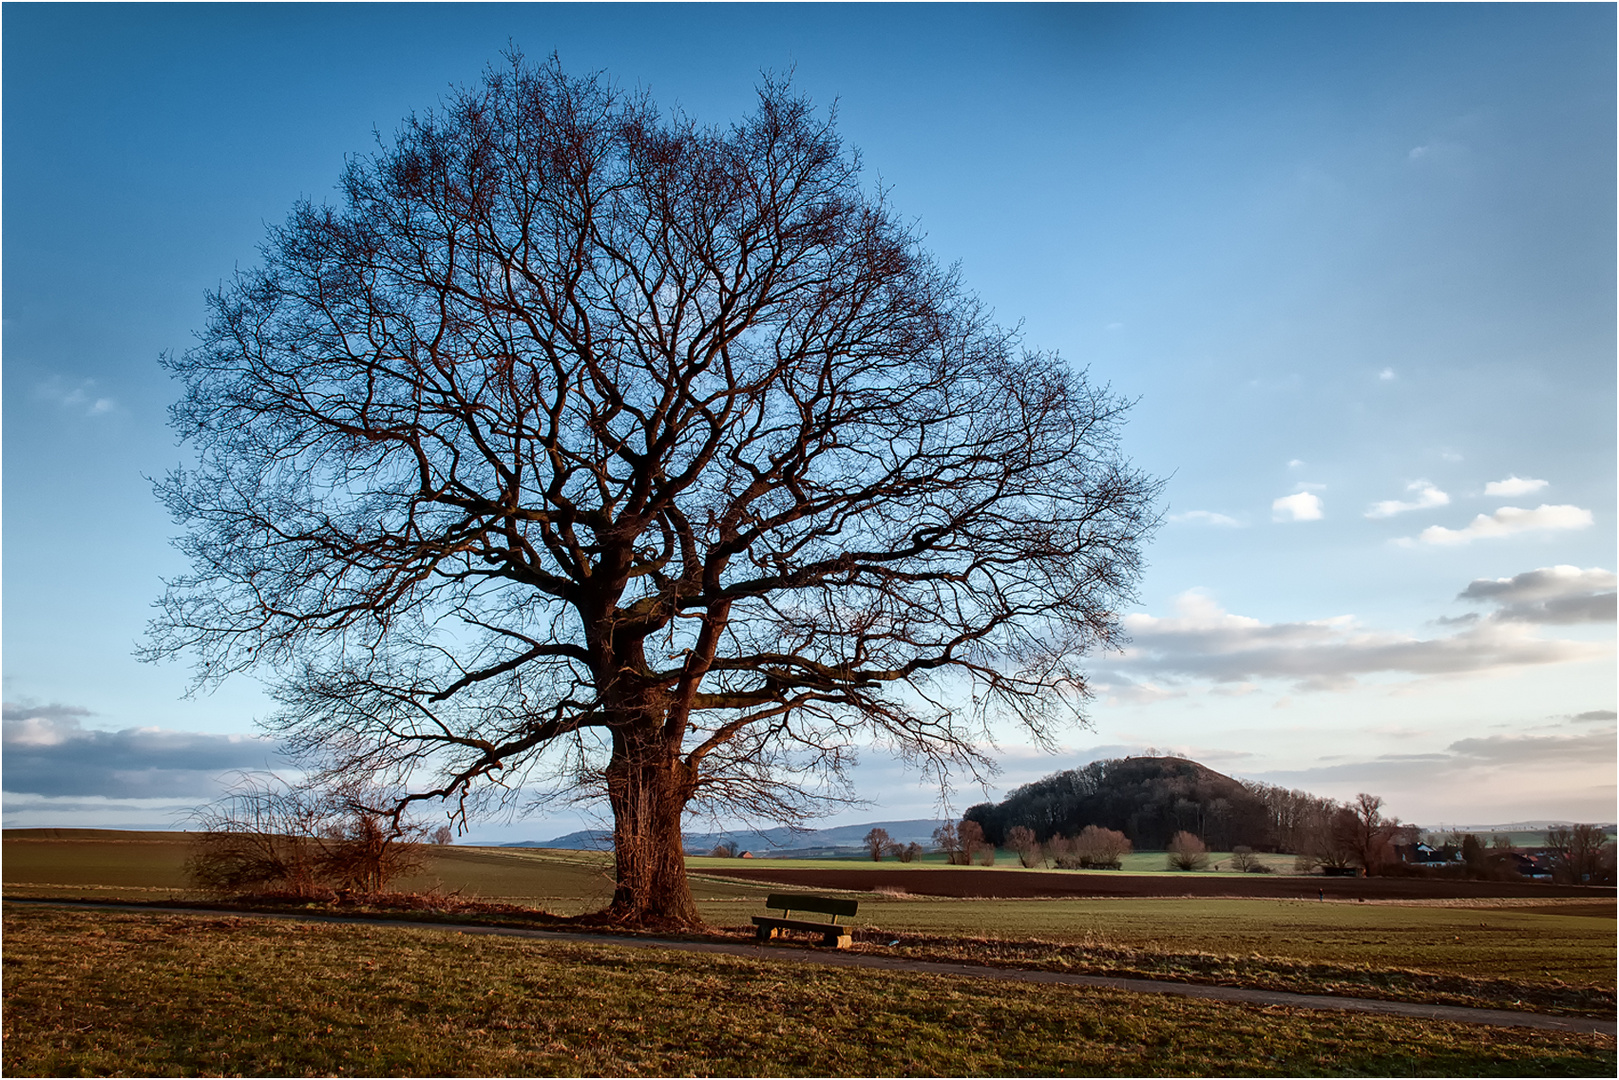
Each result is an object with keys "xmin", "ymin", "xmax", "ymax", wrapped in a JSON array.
[
  {"xmin": 148, "ymin": 56, "xmax": 1159, "ymax": 926},
  {"xmin": 964, "ymin": 756, "xmax": 1271, "ymax": 851}
]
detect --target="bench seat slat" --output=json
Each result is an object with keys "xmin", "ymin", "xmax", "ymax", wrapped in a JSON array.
[{"xmin": 752, "ymin": 916, "xmax": 849, "ymax": 934}]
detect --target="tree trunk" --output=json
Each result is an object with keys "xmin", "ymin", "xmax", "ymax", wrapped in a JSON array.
[{"xmin": 602, "ymin": 721, "xmax": 702, "ymax": 929}]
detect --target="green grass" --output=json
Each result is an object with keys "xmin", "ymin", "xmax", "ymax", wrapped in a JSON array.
[
  {"xmin": 840, "ymin": 896, "xmax": 1616, "ymax": 987},
  {"xmin": 4, "ymin": 905, "xmax": 1612, "ymax": 1078},
  {"xmin": 1, "ymin": 830, "xmax": 195, "ymax": 895}
]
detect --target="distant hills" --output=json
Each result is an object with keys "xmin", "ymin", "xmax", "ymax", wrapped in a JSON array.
[
  {"xmin": 496, "ymin": 759, "xmax": 1616, "ymax": 857},
  {"xmin": 1441, "ymin": 821, "xmax": 1617, "ymax": 832},
  {"xmin": 509, "ymin": 818, "xmax": 948, "ymax": 857}
]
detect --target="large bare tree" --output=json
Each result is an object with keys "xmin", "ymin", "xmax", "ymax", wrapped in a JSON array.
[{"xmin": 148, "ymin": 57, "xmax": 1158, "ymax": 927}]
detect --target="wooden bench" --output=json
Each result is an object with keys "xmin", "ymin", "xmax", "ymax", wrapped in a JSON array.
[{"xmin": 752, "ymin": 893, "xmax": 858, "ymax": 948}]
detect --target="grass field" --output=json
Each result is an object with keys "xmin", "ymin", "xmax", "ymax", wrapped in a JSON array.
[
  {"xmin": 6, "ymin": 829, "xmax": 1613, "ymax": 1017},
  {"xmin": 4, "ymin": 905, "xmax": 1613, "ymax": 1077},
  {"xmin": 844, "ymin": 896, "xmax": 1616, "ymax": 984},
  {"xmin": 6, "ymin": 831, "xmax": 1612, "ymax": 985}
]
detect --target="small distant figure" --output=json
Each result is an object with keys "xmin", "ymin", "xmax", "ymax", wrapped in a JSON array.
[{"xmin": 1318, "ymin": 888, "xmax": 1324, "ymax": 902}]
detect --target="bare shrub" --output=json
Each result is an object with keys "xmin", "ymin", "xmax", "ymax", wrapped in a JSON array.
[
  {"xmin": 320, "ymin": 810, "xmax": 427, "ymax": 894},
  {"xmin": 1046, "ymin": 833, "xmax": 1079, "ymax": 869},
  {"xmin": 188, "ymin": 775, "xmax": 426, "ymax": 899},
  {"xmin": 1166, "ymin": 831, "xmax": 1209, "ymax": 871},
  {"xmin": 897, "ymin": 842, "xmax": 923, "ymax": 863},
  {"xmin": 1075, "ymin": 825, "xmax": 1131, "ymax": 869},
  {"xmin": 1230, "ymin": 844, "xmax": 1276, "ymax": 873},
  {"xmin": 708, "ymin": 840, "xmax": 740, "ymax": 858},
  {"xmin": 958, "ymin": 819, "xmax": 989, "ymax": 866},
  {"xmin": 932, "ymin": 822, "xmax": 967, "ymax": 865},
  {"xmin": 431, "ymin": 824, "xmax": 454, "ymax": 846},
  {"xmin": 864, "ymin": 827, "xmax": 893, "ymax": 862},
  {"xmin": 1044, "ymin": 827, "xmax": 1130, "ymax": 870},
  {"xmin": 1006, "ymin": 826, "xmax": 1043, "ymax": 868},
  {"xmin": 188, "ymin": 779, "xmax": 328, "ymax": 898}
]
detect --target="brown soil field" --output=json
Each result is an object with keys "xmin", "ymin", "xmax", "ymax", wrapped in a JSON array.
[{"xmin": 712, "ymin": 865, "xmax": 1617, "ymax": 902}]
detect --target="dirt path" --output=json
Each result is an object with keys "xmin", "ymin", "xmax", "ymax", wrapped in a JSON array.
[{"xmin": 8, "ymin": 899, "xmax": 1613, "ymax": 1037}]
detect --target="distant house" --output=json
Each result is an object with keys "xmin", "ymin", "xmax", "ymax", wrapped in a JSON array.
[
  {"xmin": 1503, "ymin": 852, "xmax": 1553, "ymax": 879},
  {"xmin": 1394, "ymin": 841, "xmax": 1458, "ymax": 865}
]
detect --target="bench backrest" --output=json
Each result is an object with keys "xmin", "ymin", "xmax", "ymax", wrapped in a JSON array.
[{"xmin": 764, "ymin": 893, "xmax": 859, "ymax": 921}]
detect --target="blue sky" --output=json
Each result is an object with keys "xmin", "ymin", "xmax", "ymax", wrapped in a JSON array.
[{"xmin": 4, "ymin": 4, "xmax": 1613, "ymax": 840}]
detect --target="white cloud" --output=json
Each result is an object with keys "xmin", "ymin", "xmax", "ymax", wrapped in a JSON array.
[
  {"xmin": 1272, "ymin": 491, "xmax": 1323, "ymax": 522},
  {"xmin": 1484, "ymin": 475, "xmax": 1548, "ymax": 498},
  {"xmin": 1378, "ymin": 368, "xmax": 1396, "ymax": 381},
  {"xmin": 1287, "ymin": 459, "xmax": 1305, "ymax": 470},
  {"xmin": 1093, "ymin": 677, "xmax": 1185, "ymax": 706},
  {"xmin": 1408, "ymin": 141, "xmax": 1465, "ymax": 164},
  {"xmin": 1111, "ymin": 589, "xmax": 1609, "ymax": 694},
  {"xmin": 36, "ymin": 377, "xmax": 116, "ymax": 417},
  {"xmin": 1168, "ymin": 510, "xmax": 1243, "ymax": 528},
  {"xmin": 1366, "ymin": 481, "xmax": 1449, "ymax": 519},
  {"xmin": 1454, "ymin": 565, "xmax": 1616, "ymax": 624},
  {"xmin": 1406, "ymin": 504, "xmax": 1593, "ymax": 546}
]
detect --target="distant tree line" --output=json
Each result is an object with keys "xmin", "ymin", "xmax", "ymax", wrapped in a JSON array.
[
  {"xmin": 963, "ymin": 756, "xmax": 1272, "ymax": 852},
  {"xmin": 959, "ymin": 756, "xmax": 1417, "ymax": 870},
  {"xmin": 954, "ymin": 754, "xmax": 1615, "ymax": 882}
]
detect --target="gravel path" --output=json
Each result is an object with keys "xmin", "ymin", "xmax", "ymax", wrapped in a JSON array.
[{"xmin": 8, "ymin": 899, "xmax": 1613, "ymax": 1037}]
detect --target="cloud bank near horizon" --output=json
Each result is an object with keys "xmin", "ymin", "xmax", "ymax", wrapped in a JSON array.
[
  {"xmin": 1096, "ymin": 568, "xmax": 1612, "ymax": 696},
  {"xmin": 1450, "ymin": 565, "xmax": 1617, "ymax": 625},
  {"xmin": 1245, "ymin": 727, "xmax": 1617, "ymax": 824},
  {"xmin": 2, "ymin": 701, "xmax": 283, "ymax": 799}
]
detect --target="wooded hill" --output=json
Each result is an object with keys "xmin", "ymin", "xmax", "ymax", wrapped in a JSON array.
[{"xmin": 964, "ymin": 756, "xmax": 1274, "ymax": 851}]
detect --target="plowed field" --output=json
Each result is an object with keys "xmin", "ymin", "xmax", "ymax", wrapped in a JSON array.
[{"xmin": 708, "ymin": 865, "xmax": 1615, "ymax": 902}]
